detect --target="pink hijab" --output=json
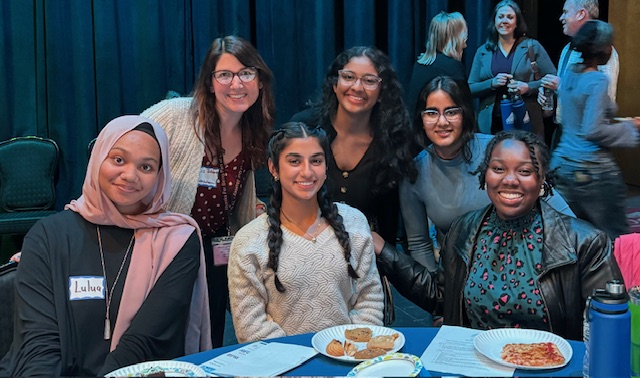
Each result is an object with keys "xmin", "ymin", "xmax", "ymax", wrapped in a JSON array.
[{"xmin": 65, "ymin": 115, "xmax": 211, "ymax": 353}]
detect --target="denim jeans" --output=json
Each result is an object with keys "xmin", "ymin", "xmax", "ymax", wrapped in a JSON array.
[{"xmin": 554, "ymin": 167, "xmax": 630, "ymax": 240}]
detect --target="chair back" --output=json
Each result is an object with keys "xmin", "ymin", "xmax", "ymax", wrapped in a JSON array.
[
  {"xmin": 0, "ymin": 261, "xmax": 18, "ymax": 357},
  {"xmin": 0, "ymin": 137, "xmax": 59, "ymax": 212}
]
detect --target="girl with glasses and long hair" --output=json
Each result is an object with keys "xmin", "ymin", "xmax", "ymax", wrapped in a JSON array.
[{"xmin": 142, "ymin": 35, "xmax": 276, "ymax": 347}]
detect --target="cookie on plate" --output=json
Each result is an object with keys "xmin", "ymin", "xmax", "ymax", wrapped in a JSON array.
[
  {"xmin": 344, "ymin": 327, "xmax": 373, "ymax": 342},
  {"xmin": 326, "ymin": 339, "xmax": 345, "ymax": 356},
  {"xmin": 354, "ymin": 347, "xmax": 388, "ymax": 359},
  {"xmin": 366, "ymin": 333, "xmax": 399, "ymax": 350}
]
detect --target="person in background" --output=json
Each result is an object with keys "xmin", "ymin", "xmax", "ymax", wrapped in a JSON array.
[
  {"xmin": 0, "ymin": 116, "xmax": 210, "ymax": 376},
  {"xmin": 228, "ymin": 122, "xmax": 383, "ymax": 343},
  {"xmin": 468, "ymin": 0, "xmax": 556, "ymax": 137},
  {"xmin": 377, "ymin": 130, "xmax": 622, "ymax": 340},
  {"xmin": 395, "ymin": 76, "xmax": 573, "ymax": 272},
  {"xmin": 538, "ymin": 0, "xmax": 619, "ymax": 148},
  {"xmin": 141, "ymin": 35, "xmax": 276, "ymax": 347},
  {"xmin": 405, "ymin": 11, "xmax": 468, "ymax": 131},
  {"xmin": 550, "ymin": 20, "xmax": 640, "ymax": 240}
]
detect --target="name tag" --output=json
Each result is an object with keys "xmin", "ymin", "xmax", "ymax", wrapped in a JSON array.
[
  {"xmin": 198, "ymin": 167, "xmax": 219, "ymax": 188},
  {"xmin": 212, "ymin": 236, "xmax": 233, "ymax": 266},
  {"xmin": 69, "ymin": 276, "xmax": 105, "ymax": 301}
]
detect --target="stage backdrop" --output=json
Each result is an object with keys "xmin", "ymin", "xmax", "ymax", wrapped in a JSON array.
[{"xmin": 2, "ymin": 0, "xmax": 554, "ymax": 208}]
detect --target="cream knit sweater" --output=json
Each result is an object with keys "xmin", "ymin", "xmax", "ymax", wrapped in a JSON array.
[
  {"xmin": 141, "ymin": 97, "xmax": 204, "ymax": 215},
  {"xmin": 228, "ymin": 203, "xmax": 384, "ymax": 343}
]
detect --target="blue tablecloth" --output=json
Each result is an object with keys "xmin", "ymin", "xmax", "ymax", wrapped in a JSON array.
[{"xmin": 178, "ymin": 327, "xmax": 585, "ymax": 376}]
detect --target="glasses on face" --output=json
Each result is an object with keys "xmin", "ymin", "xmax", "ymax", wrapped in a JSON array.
[
  {"xmin": 212, "ymin": 67, "xmax": 258, "ymax": 85},
  {"xmin": 421, "ymin": 107, "xmax": 463, "ymax": 124},
  {"xmin": 337, "ymin": 70, "xmax": 382, "ymax": 90}
]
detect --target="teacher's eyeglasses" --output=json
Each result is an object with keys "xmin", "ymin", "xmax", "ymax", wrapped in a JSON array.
[
  {"xmin": 212, "ymin": 67, "xmax": 258, "ymax": 85},
  {"xmin": 421, "ymin": 107, "xmax": 463, "ymax": 124}
]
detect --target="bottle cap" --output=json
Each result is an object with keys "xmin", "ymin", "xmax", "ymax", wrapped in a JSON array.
[{"xmin": 606, "ymin": 280, "xmax": 626, "ymax": 297}]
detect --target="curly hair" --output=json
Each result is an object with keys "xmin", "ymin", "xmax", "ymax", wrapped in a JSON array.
[
  {"xmin": 485, "ymin": 0, "xmax": 528, "ymax": 52},
  {"xmin": 313, "ymin": 46, "xmax": 418, "ymax": 187},
  {"xmin": 266, "ymin": 122, "xmax": 358, "ymax": 292},
  {"xmin": 414, "ymin": 76, "xmax": 476, "ymax": 162},
  {"xmin": 473, "ymin": 130, "xmax": 555, "ymax": 197},
  {"xmin": 190, "ymin": 35, "xmax": 276, "ymax": 166}
]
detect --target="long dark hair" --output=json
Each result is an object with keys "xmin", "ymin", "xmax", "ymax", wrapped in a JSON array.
[
  {"xmin": 485, "ymin": 0, "xmax": 528, "ymax": 52},
  {"xmin": 267, "ymin": 122, "xmax": 359, "ymax": 292},
  {"xmin": 415, "ymin": 76, "xmax": 476, "ymax": 162},
  {"xmin": 191, "ymin": 35, "xmax": 276, "ymax": 166},
  {"xmin": 473, "ymin": 130, "xmax": 555, "ymax": 197},
  {"xmin": 314, "ymin": 46, "xmax": 418, "ymax": 186}
]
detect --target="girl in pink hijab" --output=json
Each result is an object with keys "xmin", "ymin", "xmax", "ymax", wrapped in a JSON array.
[{"xmin": 0, "ymin": 115, "xmax": 211, "ymax": 377}]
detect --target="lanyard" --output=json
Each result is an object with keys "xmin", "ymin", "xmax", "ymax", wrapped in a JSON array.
[{"xmin": 217, "ymin": 149, "xmax": 244, "ymax": 236}]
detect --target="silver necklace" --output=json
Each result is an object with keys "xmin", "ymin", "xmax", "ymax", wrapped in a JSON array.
[
  {"xmin": 281, "ymin": 209, "xmax": 324, "ymax": 243},
  {"xmin": 97, "ymin": 226, "xmax": 135, "ymax": 340}
]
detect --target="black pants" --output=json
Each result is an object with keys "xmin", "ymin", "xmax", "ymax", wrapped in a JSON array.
[{"xmin": 203, "ymin": 234, "xmax": 229, "ymax": 348}]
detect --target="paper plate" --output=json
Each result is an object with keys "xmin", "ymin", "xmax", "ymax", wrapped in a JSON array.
[
  {"xmin": 473, "ymin": 329, "xmax": 572, "ymax": 370},
  {"xmin": 104, "ymin": 360, "xmax": 208, "ymax": 377},
  {"xmin": 347, "ymin": 353, "xmax": 422, "ymax": 377},
  {"xmin": 311, "ymin": 324, "xmax": 405, "ymax": 362}
]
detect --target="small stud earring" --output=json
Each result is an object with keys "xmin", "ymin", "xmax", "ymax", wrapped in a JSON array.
[{"xmin": 274, "ymin": 175, "xmax": 279, "ymax": 182}]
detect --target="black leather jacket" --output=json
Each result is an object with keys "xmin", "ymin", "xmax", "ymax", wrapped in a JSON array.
[{"xmin": 378, "ymin": 201, "xmax": 623, "ymax": 340}]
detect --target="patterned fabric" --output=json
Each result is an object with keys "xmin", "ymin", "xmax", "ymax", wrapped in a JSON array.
[
  {"xmin": 464, "ymin": 207, "xmax": 550, "ymax": 331},
  {"xmin": 228, "ymin": 203, "xmax": 384, "ymax": 343},
  {"xmin": 191, "ymin": 151, "xmax": 250, "ymax": 236}
]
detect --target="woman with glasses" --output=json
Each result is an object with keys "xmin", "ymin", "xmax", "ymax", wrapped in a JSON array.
[
  {"xmin": 290, "ymin": 47, "xmax": 417, "ymax": 323},
  {"xmin": 290, "ymin": 46, "xmax": 417, "ymax": 255},
  {"xmin": 395, "ymin": 76, "xmax": 573, "ymax": 272},
  {"xmin": 142, "ymin": 35, "xmax": 276, "ymax": 347}
]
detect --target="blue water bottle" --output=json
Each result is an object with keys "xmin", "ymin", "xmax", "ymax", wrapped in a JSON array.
[
  {"xmin": 585, "ymin": 280, "xmax": 631, "ymax": 378},
  {"xmin": 510, "ymin": 94, "xmax": 532, "ymax": 132},
  {"xmin": 500, "ymin": 95, "xmax": 514, "ymax": 131}
]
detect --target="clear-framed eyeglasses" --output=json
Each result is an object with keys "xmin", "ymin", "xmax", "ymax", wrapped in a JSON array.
[
  {"xmin": 421, "ymin": 107, "xmax": 463, "ymax": 124},
  {"xmin": 212, "ymin": 67, "xmax": 258, "ymax": 85},
  {"xmin": 337, "ymin": 70, "xmax": 382, "ymax": 90}
]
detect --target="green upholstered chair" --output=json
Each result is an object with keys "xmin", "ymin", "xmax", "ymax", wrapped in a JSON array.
[{"xmin": 0, "ymin": 137, "xmax": 59, "ymax": 236}]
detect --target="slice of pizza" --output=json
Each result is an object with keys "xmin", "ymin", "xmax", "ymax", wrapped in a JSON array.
[{"xmin": 501, "ymin": 342, "xmax": 565, "ymax": 367}]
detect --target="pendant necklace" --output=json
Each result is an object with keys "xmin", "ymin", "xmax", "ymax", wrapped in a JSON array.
[
  {"xmin": 281, "ymin": 209, "xmax": 324, "ymax": 243},
  {"xmin": 97, "ymin": 226, "xmax": 135, "ymax": 340}
]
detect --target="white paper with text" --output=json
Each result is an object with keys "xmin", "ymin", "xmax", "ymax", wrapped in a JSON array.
[
  {"xmin": 198, "ymin": 341, "xmax": 317, "ymax": 377},
  {"xmin": 420, "ymin": 325, "xmax": 515, "ymax": 377}
]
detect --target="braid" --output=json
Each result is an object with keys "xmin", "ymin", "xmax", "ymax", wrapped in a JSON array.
[
  {"xmin": 317, "ymin": 186, "xmax": 359, "ymax": 279},
  {"xmin": 474, "ymin": 130, "xmax": 555, "ymax": 196},
  {"xmin": 267, "ymin": 181, "xmax": 286, "ymax": 292}
]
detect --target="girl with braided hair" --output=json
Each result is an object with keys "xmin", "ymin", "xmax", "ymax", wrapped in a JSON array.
[
  {"xmin": 228, "ymin": 122, "xmax": 383, "ymax": 343},
  {"xmin": 377, "ymin": 130, "xmax": 621, "ymax": 340}
]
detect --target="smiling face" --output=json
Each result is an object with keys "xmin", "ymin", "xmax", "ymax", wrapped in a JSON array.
[
  {"xmin": 333, "ymin": 56, "xmax": 381, "ymax": 117},
  {"xmin": 269, "ymin": 137, "xmax": 327, "ymax": 204},
  {"xmin": 560, "ymin": 0, "xmax": 585, "ymax": 37},
  {"xmin": 494, "ymin": 5, "xmax": 517, "ymax": 38},
  {"xmin": 423, "ymin": 89, "xmax": 464, "ymax": 159},
  {"xmin": 211, "ymin": 53, "xmax": 261, "ymax": 118},
  {"xmin": 485, "ymin": 139, "xmax": 544, "ymax": 220},
  {"xmin": 99, "ymin": 130, "xmax": 161, "ymax": 215}
]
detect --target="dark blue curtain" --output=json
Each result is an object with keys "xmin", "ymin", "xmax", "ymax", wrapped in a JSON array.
[{"xmin": 1, "ymin": 0, "xmax": 493, "ymax": 209}]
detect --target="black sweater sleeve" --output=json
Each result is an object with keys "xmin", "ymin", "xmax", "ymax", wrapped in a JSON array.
[{"xmin": 98, "ymin": 231, "xmax": 200, "ymax": 375}]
